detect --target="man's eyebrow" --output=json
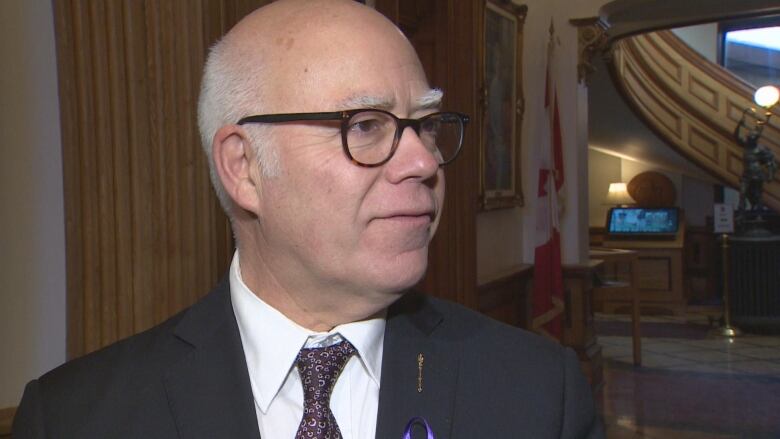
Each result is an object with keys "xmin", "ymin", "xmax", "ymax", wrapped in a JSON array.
[
  {"xmin": 338, "ymin": 94, "xmax": 395, "ymax": 110},
  {"xmin": 414, "ymin": 88, "xmax": 443, "ymax": 110},
  {"xmin": 336, "ymin": 88, "xmax": 443, "ymax": 112}
]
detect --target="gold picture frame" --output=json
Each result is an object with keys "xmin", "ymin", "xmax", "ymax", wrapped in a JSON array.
[{"xmin": 479, "ymin": 0, "xmax": 527, "ymax": 210}]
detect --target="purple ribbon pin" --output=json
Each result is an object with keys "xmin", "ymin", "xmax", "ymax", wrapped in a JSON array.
[{"xmin": 402, "ymin": 416, "xmax": 435, "ymax": 439}]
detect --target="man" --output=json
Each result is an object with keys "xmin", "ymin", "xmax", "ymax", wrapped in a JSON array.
[{"xmin": 13, "ymin": 1, "xmax": 603, "ymax": 437}]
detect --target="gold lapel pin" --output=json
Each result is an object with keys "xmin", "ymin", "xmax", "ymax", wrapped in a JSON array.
[{"xmin": 417, "ymin": 353, "xmax": 424, "ymax": 393}]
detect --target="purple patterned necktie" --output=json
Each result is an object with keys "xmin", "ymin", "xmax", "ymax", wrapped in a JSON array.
[{"xmin": 295, "ymin": 340, "xmax": 356, "ymax": 439}]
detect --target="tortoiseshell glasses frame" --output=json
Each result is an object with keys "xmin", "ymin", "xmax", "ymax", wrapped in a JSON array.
[{"xmin": 237, "ymin": 108, "xmax": 469, "ymax": 167}]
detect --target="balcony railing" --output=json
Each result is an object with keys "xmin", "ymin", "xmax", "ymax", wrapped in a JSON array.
[{"xmin": 608, "ymin": 30, "xmax": 780, "ymax": 212}]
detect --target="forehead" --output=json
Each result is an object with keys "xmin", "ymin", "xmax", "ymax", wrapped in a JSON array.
[{"xmin": 262, "ymin": 21, "xmax": 431, "ymax": 112}]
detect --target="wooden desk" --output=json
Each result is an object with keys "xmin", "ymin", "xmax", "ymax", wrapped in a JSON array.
[
  {"xmin": 561, "ymin": 261, "xmax": 604, "ymax": 388},
  {"xmin": 603, "ymin": 221, "xmax": 686, "ymax": 316},
  {"xmin": 590, "ymin": 247, "xmax": 642, "ymax": 366}
]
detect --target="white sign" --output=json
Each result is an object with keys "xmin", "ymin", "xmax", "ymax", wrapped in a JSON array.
[{"xmin": 713, "ymin": 203, "xmax": 734, "ymax": 234}]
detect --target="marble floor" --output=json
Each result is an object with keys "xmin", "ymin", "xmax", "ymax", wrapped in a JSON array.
[{"xmin": 595, "ymin": 313, "xmax": 780, "ymax": 438}]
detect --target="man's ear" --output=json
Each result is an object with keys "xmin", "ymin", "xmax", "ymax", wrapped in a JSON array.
[{"xmin": 211, "ymin": 125, "xmax": 262, "ymax": 216}]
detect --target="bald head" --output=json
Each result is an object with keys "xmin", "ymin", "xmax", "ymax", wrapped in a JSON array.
[
  {"xmin": 198, "ymin": 0, "xmax": 427, "ymax": 213},
  {"xmin": 231, "ymin": 0, "xmax": 419, "ymax": 106}
]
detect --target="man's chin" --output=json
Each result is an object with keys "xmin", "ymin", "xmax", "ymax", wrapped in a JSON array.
[
  {"xmin": 373, "ymin": 265, "xmax": 427, "ymax": 296},
  {"xmin": 351, "ymin": 247, "xmax": 429, "ymax": 297}
]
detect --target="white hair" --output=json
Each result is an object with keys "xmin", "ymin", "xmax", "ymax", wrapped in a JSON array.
[
  {"xmin": 197, "ymin": 37, "xmax": 280, "ymax": 215},
  {"xmin": 338, "ymin": 88, "xmax": 443, "ymax": 112},
  {"xmin": 417, "ymin": 88, "xmax": 443, "ymax": 109}
]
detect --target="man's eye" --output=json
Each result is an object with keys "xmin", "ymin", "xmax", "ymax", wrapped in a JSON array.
[
  {"xmin": 421, "ymin": 119, "xmax": 440, "ymax": 133},
  {"xmin": 349, "ymin": 119, "xmax": 383, "ymax": 134}
]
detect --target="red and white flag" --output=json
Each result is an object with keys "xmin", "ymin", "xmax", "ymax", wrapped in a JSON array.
[{"xmin": 532, "ymin": 25, "xmax": 565, "ymax": 340}]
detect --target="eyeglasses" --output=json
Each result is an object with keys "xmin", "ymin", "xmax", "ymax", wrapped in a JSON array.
[{"xmin": 237, "ymin": 109, "xmax": 469, "ymax": 167}]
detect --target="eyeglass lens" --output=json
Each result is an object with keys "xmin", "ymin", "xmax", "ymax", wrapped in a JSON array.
[{"xmin": 345, "ymin": 111, "xmax": 462, "ymax": 166}]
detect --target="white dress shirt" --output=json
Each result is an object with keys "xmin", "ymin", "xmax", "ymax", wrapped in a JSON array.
[{"xmin": 230, "ymin": 252, "xmax": 385, "ymax": 439}]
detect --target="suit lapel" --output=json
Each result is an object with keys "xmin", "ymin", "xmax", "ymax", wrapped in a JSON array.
[
  {"xmin": 375, "ymin": 293, "xmax": 461, "ymax": 439},
  {"xmin": 163, "ymin": 282, "xmax": 261, "ymax": 439}
]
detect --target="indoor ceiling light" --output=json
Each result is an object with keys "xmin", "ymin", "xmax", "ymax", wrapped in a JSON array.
[{"xmin": 754, "ymin": 85, "xmax": 780, "ymax": 109}]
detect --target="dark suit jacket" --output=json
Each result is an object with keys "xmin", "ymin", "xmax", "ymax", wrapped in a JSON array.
[{"xmin": 13, "ymin": 280, "xmax": 604, "ymax": 438}]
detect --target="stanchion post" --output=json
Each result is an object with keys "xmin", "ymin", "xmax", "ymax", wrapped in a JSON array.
[{"xmin": 712, "ymin": 233, "xmax": 741, "ymax": 337}]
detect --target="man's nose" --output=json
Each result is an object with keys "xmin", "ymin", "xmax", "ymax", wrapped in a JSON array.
[{"xmin": 385, "ymin": 126, "xmax": 440, "ymax": 181}]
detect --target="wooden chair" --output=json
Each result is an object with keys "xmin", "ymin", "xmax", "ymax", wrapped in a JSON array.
[{"xmin": 590, "ymin": 247, "xmax": 642, "ymax": 366}]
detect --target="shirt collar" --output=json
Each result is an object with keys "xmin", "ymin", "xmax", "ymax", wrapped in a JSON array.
[{"xmin": 229, "ymin": 251, "xmax": 385, "ymax": 414}]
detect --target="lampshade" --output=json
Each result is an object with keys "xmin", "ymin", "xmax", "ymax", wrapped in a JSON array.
[
  {"xmin": 754, "ymin": 85, "xmax": 780, "ymax": 109},
  {"xmin": 604, "ymin": 182, "xmax": 635, "ymax": 206}
]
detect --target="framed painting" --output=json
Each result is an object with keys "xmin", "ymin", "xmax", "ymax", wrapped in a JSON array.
[{"xmin": 479, "ymin": 0, "xmax": 527, "ymax": 210}]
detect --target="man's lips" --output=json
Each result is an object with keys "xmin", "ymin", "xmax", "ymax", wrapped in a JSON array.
[{"xmin": 373, "ymin": 209, "xmax": 435, "ymax": 223}]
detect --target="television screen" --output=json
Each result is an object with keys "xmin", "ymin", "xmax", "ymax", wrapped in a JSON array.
[{"xmin": 607, "ymin": 207, "xmax": 679, "ymax": 235}]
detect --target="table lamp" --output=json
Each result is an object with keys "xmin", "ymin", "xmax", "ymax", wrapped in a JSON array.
[{"xmin": 604, "ymin": 182, "xmax": 635, "ymax": 207}]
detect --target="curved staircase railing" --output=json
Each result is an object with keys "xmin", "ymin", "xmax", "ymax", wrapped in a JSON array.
[{"xmin": 607, "ymin": 30, "xmax": 780, "ymax": 212}]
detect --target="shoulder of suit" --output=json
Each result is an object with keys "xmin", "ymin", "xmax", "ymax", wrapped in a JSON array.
[
  {"xmin": 422, "ymin": 294, "xmax": 566, "ymax": 360},
  {"xmin": 39, "ymin": 306, "xmax": 187, "ymax": 390},
  {"xmin": 37, "ymin": 279, "xmax": 231, "ymax": 393}
]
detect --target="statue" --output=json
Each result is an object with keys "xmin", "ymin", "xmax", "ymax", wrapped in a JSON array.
[{"xmin": 734, "ymin": 108, "xmax": 777, "ymax": 214}]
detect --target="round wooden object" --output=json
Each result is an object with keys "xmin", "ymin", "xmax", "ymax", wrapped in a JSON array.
[{"xmin": 627, "ymin": 171, "xmax": 676, "ymax": 207}]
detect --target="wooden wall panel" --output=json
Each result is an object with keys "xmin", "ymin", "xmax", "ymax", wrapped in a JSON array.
[
  {"xmin": 376, "ymin": 0, "xmax": 479, "ymax": 310},
  {"xmin": 0, "ymin": 407, "xmax": 15, "ymax": 437},
  {"xmin": 689, "ymin": 76, "xmax": 718, "ymax": 110},
  {"xmin": 476, "ymin": 266, "xmax": 533, "ymax": 327},
  {"xmin": 623, "ymin": 62, "xmax": 684, "ymax": 140},
  {"xmin": 688, "ymin": 126, "xmax": 719, "ymax": 164},
  {"xmin": 55, "ymin": 0, "xmax": 270, "ymax": 359},
  {"xmin": 639, "ymin": 35, "xmax": 682, "ymax": 85}
]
